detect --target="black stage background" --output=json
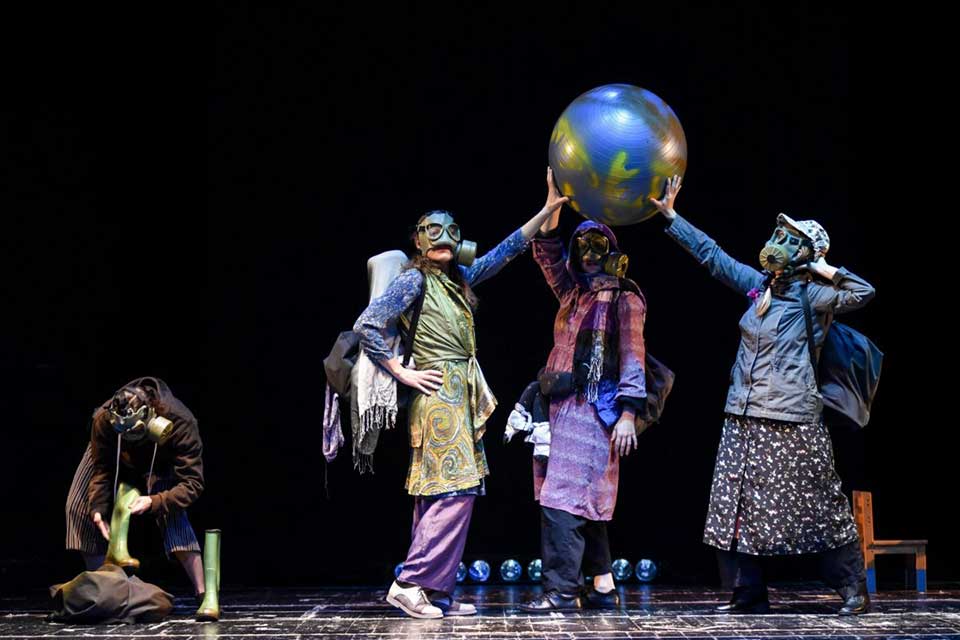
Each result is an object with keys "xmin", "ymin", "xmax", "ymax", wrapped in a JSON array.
[{"xmin": 4, "ymin": 4, "xmax": 950, "ymax": 594}]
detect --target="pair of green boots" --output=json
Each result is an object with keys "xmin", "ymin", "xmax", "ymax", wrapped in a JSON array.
[{"xmin": 105, "ymin": 482, "xmax": 221, "ymax": 621}]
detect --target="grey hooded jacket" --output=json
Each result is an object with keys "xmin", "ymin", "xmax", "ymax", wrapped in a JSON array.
[{"xmin": 665, "ymin": 214, "xmax": 875, "ymax": 423}]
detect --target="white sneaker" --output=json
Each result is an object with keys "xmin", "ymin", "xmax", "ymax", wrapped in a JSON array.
[{"xmin": 386, "ymin": 581, "xmax": 443, "ymax": 619}]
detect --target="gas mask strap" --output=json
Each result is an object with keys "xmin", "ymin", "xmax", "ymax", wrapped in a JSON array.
[
  {"xmin": 146, "ymin": 442, "xmax": 158, "ymax": 496},
  {"xmin": 113, "ymin": 432, "xmax": 122, "ymax": 504}
]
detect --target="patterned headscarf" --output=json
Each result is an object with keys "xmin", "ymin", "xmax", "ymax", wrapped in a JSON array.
[{"xmin": 778, "ymin": 213, "xmax": 830, "ymax": 257}]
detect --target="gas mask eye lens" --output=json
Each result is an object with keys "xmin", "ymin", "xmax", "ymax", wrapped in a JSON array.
[
  {"xmin": 588, "ymin": 235, "xmax": 609, "ymax": 255},
  {"xmin": 577, "ymin": 233, "xmax": 610, "ymax": 258},
  {"xmin": 424, "ymin": 224, "xmax": 444, "ymax": 240},
  {"xmin": 446, "ymin": 224, "xmax": 461, "ymax": 242}
]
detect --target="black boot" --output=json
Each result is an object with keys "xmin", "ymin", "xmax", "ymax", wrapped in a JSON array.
[
  {"xmin": 837, "ymin": 581, "xmax": 870, "ymax": 615},
  {"xmin": 581, "ymin": 586, "xmax": 620, "ymax": 609},
  {"xmin": 716, "ymin": 586, "xmax": 770, "ymax": 614},
  {"xmin": 520, "ymin": 589, "xmax": 582, "ymax": 612}
]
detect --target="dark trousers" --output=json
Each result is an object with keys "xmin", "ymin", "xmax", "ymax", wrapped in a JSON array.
[
  {"xmin": 541, "ymin": 506, "xmax": 612, "ymax": 594},
  {"xmin": 717, "ymin": 540, "xmax": 867, "ymax": 597}
]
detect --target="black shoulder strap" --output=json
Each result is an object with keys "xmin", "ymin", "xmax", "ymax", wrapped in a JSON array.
[
  {"xmin": 617, "ymin": 277, "xmax": 642, "ymax": 297},
  {"xmin": 401, "ymin": 273, "xmax": 427, "ymax": 367},
  {"xmin": 799, "ymin": 281, "xmax": 820, "ymax": 386}
]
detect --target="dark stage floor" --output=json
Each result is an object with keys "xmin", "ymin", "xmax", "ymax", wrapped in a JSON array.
[{"xmin": 2, "ymin": 585, "xmax": 959, "ymax": 639}]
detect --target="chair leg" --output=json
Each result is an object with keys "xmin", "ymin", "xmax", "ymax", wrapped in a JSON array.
[
  {"xmin": 916, "ymin": 548, "xmax": 927, "ymax": 593},
  {"xmin": 864, "ymin": 548, "xmax": 877, "ymax": 594}
]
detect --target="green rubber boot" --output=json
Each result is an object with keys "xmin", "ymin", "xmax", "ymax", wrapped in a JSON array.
[
  {"xmin": 195, "ymin": 529, "xmax": 221, "ymax": 621},
  {"xmin": 104, "ymin": 482, "xmax": 141, "ymax": 573}
]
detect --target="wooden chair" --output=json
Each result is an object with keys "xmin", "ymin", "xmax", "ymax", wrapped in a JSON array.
[{"xmin": 852, "ymin": 490, "xmax": 927, "ymax": 593}]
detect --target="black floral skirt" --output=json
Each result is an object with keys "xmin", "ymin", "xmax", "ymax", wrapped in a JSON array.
[{"xmin": 703, "ymin": 414, "xmax": 859, "ymax": 555}]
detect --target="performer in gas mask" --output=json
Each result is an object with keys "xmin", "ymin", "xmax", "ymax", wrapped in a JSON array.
[
  {"xmin": 64, "ymin": 377, "xmax": 206, "ymax": 599},
  {"xmin": 650, "ymin": 175, "xmax": 875, "ymax": 615},
  {"xmin": 351, "ymin": 168, "xmax": 568, "ymax": 619},
  {"xmin": 519, "ymin": 169, "xmax": 649, "ymax": 613}
]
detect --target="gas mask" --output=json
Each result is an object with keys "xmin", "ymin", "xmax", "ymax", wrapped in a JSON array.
[
  {"xmin": 416, "ymin": 211, "xmax": 477, "ymax": 266},
  {"xmin": 575, "ymin": 231, "xmax": 629, "ymax": 278},
  {"xmin": 107, "ymin": 394, "xmax": 173, "ymax": 444},
  {"xmin": 758, "ymin": 224, "xmax": 813, "ymax": 275}
]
